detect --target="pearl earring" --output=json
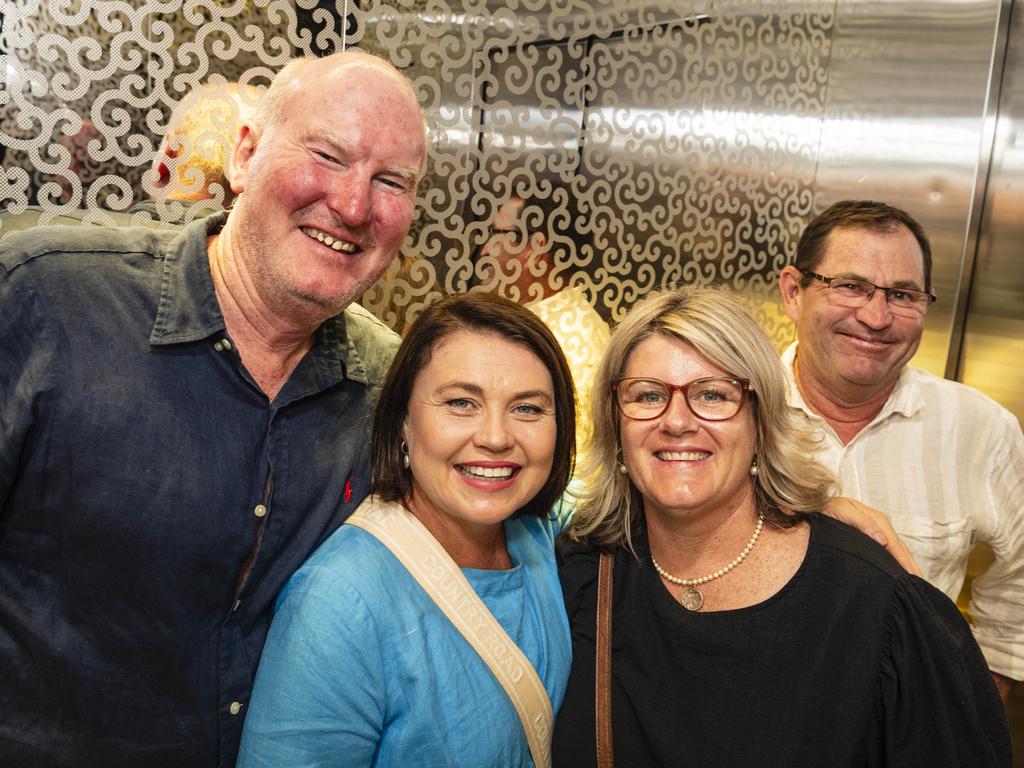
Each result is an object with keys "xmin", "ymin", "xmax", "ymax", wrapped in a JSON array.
[
  {"xmin": 401, "ymin": 440, "xmax": 410, "ymax": 470},
  {"xmin": 616, "ymin": 448, "xmax": 627, "ymax": 474}
]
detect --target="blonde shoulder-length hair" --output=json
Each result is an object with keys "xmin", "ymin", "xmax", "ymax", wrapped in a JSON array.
[{"xmin": 568, "ymin": 285, "xmax": 835, "ymax": 549}]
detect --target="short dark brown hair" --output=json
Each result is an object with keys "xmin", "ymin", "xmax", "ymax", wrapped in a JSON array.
[
  {"xmin": 795, "ymin": 200, "xmax": 933, "ymax": 291},
  {"xmin": 370, "ymin": 292, "xmax": 576, "ymax": 519}
]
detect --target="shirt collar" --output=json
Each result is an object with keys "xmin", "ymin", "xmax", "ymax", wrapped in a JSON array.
[
  {"xmin": 149, "ymin": 212, "xmax": 228, "ymax": 346},
  {"xmin": 312, "ymin": 312, "xmax": 369, "ymax": 387},
  {"xmin": 782, "ymin": 340, "xmax": 925, "ymax": 422},
  {"xmin": 148, "ymin": 211, "xmax": 366, "ymax": 387}
]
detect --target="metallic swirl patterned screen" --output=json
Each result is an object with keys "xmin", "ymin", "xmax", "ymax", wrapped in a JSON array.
[{"xmin": 2, "ymin": 0, "xmax": 835, "ymax": 355}]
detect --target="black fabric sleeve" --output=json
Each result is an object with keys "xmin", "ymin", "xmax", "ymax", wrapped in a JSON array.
[{"xmin": 868, "ymin": 575, "xmax": 1012, "ymax": 767}]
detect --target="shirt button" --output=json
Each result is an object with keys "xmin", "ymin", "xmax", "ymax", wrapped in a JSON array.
[
  {"xmin": 213, "ymin": 341, "xmax": 224, "ymax": 352},
  {"xmin": 254, "ymin": 504, "xmax": 267, "ymax": 518},
  {"xmin": 229, "ymin": 701, "xmax": 242, "ymax": 716},
  {"xmin": 221, "ymin": 338, "xmax": 233, "ymax": 350}
]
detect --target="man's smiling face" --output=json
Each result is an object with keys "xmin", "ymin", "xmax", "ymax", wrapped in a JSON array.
[
  {"xmin": 784, "ymin": 224, "xmax": 927, "ymax": 400},
  {"xmin": 229, "ymin": 57, "xmax": 424, "ymax": 315}
]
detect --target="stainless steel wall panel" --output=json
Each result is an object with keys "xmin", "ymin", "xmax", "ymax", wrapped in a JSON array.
[
  {"xmin": 960, "ymin": 1, "xmax": 1024, "ymax": 424},
  {"xmin": 813, "ymin": 0, "xmax": 1000, "ymax": 376}
]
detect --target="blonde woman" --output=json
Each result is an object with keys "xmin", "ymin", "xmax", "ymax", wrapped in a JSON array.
[{"xmin": 553, "ymin": 287, "xmax": 1010, "ymax": 767}]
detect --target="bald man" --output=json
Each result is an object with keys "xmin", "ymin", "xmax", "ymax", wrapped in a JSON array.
[{"xmin": 0, "ymin": 51, "xmax": 426, "ymax": 766}]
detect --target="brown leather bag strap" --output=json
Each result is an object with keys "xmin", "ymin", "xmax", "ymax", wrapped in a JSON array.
[{"xmin": 596, "ymin": 551, "xmax": 614, "ymax": 768}]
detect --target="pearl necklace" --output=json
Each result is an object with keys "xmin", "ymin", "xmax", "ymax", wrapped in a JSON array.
[{"xmin": 651, "ymin": 514, "xmax": 765, "ymax": 611}]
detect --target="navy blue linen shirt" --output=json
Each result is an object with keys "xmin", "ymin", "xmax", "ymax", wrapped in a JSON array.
[{"xmin": 0, "ymin": 213, "xmax": 399, "ymax": 766}]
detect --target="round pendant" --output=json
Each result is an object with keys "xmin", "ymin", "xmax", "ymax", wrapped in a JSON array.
[{"xmin": 678, "ymin": 585, "xmax": 704, "ymax": 611}]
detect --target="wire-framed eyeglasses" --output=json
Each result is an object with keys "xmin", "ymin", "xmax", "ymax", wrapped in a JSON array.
[
  {"xmin": 802, "ymin": 270, "xmax": 937, "ymax": 317},
  {"xmin": 611, "ymin": 376, "xmax": 752, "ymax": 422}
]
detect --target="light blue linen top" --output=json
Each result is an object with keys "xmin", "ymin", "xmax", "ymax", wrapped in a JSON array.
[{"xmin": 236, "ymin": 498, "xmax": 572, "ymax": 768}]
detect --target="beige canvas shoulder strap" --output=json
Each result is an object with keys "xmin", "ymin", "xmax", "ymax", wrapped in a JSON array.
[{"xmin": 346, "ymin": 496, "xmax": 553, "ymax": 768}]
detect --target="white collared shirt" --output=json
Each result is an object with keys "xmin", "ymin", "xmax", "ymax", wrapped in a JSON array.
[{"xmin": 782, "ymin": 342, "xmax": 1024, "ymax": 680}]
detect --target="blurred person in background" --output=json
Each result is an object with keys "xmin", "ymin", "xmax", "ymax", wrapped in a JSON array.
[
  {"xmin": 148, "ymin": 81, "xmax": 262, "ymax": 207},
  {"xmin": 476, "ymin": 190, "xmax": 611, "ymax": 459}
]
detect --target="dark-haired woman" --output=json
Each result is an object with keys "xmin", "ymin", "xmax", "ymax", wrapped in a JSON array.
[{"xmin": 238, "ymin": 293, "xmax": 577, "ymax": 767}]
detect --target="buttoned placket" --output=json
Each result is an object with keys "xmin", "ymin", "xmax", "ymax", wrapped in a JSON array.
[
  {"xmin": 206, "ymin": 328, "xmax": 280, "ymax": 758},
  {"xmin": 211, "ymin": 306, "xmax": 362, "ymax": 765}
]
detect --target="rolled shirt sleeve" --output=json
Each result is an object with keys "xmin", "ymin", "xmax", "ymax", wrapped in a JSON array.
[{"xmin": 968, "ymin": 408, "xmax": 1024, "ymax": 681}]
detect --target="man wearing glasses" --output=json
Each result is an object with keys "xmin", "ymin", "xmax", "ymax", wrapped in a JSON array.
[{"xmin": 778, "ymin": 199, "xmax": 1023, "ymax": 705}]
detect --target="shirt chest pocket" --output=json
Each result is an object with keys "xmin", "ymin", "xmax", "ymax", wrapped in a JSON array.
[{"xmin": 888, "ymin": 514, "xmax": 974, "ymax": 585}]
